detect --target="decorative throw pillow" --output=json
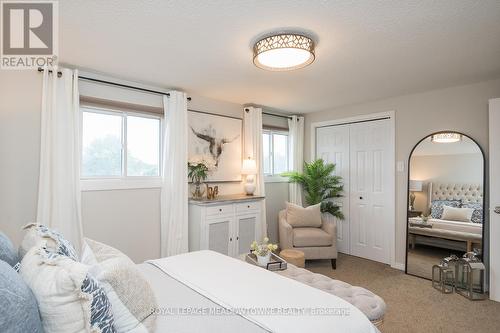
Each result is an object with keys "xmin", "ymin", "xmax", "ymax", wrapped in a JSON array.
[
  {"xmin": 19, "ymin": 223, "xmax": 78, "ymax": 260},
  {"xmin": 19, "ymin": 246, "xmax": 116, "ymax": 333},
  {"xmin": 461, "ymin": 202, "xmax": 483, "ymax": 224},
  {"xmin": 286, "ymin": 202, "xmax": 322, "ymax": 228},
  {"xmin": 441, "ymin": 205, "xmax": 474, "ymax": 222},
  {"xmin": 430, "ymin": 200, "xmax": 461, "ymax": 219},
  {"xmin": 0, "ymin": 231, "xmax": 19, "ymax": 267},
  {"xmin": 0, "ymin": 260, "xmax": 44, "ymax": 333},
  {"xmin": 83, "ymin": 238, "xmax": 157, "ymax": 333}
]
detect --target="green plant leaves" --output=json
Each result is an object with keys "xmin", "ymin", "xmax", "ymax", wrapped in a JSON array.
[{"xmin": 281, "ymin": 159, "xmax": 344, "ymax": 220}]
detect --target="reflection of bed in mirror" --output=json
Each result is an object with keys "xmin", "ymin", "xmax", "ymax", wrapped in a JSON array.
[
  {"xmin": 408, "ymin": 182, "xmax": 483, "ymax": 253},
  {"xmin": 406, "ymin": 131, "xmax": 485, "ymax": 280}
]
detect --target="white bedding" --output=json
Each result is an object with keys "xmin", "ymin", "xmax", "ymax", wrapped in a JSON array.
[
  {"xmin": 409, "ymin": 217, "xmax": 482, "ymax": 235},
  {"xmin": 146, "ymin": 250, "xmax": 377, "ymax": 333},
  {"xmin": 137, "ymin": 262, "xmax": 266, "ymax": 333}
]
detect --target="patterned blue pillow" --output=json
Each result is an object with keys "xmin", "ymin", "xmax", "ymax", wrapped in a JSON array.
[
  {"xmin": 81, "ymin": 275, "xmax": 116, "ymax": 333},
  {"xmin": 430, "ymin": 200, "xmax": 461, "ymax": 219},
  {"xmin": 462, "ymin": 202, "xmax": 483, "ymax": 224},
  {"xmin": 21, "ymin": 223, "xmax": 78, "ymax": 260}
]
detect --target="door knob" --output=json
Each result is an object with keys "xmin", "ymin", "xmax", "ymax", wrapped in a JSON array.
[{"xmin": 495, "ymin": 206, "xmax": 500, "ymax": 214}]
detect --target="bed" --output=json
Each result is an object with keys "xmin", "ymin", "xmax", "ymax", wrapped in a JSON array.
[
  {"xmin": 408, "ymin": 183, "xmax": 483, "ymax": 252},
  {"xmin": 139, "ymin": 250, "xmax": 379, "ymax": 333}
]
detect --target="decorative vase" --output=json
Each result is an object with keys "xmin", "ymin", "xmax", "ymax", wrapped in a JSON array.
[
  {"xmin": 257, "ymin": 252, "xmax": 271, "ymax": 267},
  {"xmin": 192, "ymin": 182, "xmax": 205, "ymax": 199}
]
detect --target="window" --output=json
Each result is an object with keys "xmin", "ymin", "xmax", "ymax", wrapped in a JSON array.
[
  {"xmin": 81, "ymin": 107, "xmax": 161, "ymax": 179},
  {"xmin": 262, "ymin": 129, "xmax": 289, "ymax": 177}
]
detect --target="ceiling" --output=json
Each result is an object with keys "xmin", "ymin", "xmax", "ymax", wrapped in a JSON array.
[
  {"xmin": 412, "ymin": 135, "xmax": 481, "ymax": 156},
  {"xmin": 60, "ymin": 0, "xmax": 500, "ymax": 113}
]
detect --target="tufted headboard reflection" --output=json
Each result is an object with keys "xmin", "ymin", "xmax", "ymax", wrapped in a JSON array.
[{"xmin": 428, "ymin": 183, "xmax": 483, "ymax": 206}]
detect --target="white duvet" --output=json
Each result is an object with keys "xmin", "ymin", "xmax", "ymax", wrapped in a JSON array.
[{"xmin": 147, "ymin": 250, "xmax": 377, "ymax": 333}]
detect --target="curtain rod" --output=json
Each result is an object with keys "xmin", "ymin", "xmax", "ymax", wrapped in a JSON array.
[
  {"xmin": 244, "ymin": 108, "xmax": 294, "ymax": 120},
  {"xmin": 37, "ymin": 67, "xmax": 192, "ymax": 101}
]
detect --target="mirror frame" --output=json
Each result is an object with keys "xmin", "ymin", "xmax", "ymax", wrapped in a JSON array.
[{"xmin": 405, "ymin": 130, "xmax": 486, "ymax": 279}]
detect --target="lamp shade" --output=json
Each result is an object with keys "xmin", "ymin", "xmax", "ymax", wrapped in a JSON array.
[
  {"xmin": 241, "ymin": 159, "xmax": 257, "ymax": 175},
  {"xmin": 409, "ymin": 180, "xmax": 423, "ymax": 192}
]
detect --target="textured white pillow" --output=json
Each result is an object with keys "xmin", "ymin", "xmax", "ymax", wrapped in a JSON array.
[
  {"xmin": 441, "ymin": 205, "xmax": 474, "ymax": 222},
  {"xmin": 19, "ymin": 245, "xmax": 115, "ymax": 333},
  {"xmin": 286, "ymin": 202, "xmax": 322, "ymax": 228},
  {"xmin": 83, "ymin": 238, "xmax": 157, "ymax": 333}
]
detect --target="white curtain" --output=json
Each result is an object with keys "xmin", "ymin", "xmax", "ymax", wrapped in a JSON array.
[
  {"xmin": 288, "ymin": 116, "xmax": 305, "ymax": 206},
  {"xmin": 37, "ymin": 67, "xmax": 83, "ymax": 255},
  {"xmin": 161, "ymin": 92, "xmax": 189, "ymax": 257},
  {"xmin": 243, "ymin": 107, "xmax": 267, "ymax": 239}
]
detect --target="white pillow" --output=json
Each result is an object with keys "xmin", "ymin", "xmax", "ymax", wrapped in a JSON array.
[
  {"xmin": 286, "ymin": 202, "xmax": 322, "ymax": 228},
  {"xmin": 83, "ymin": 238, "xmax": 157, "ymax": 333},
  {"xmin": 441, "ymin": 205, "xmax": 474, "ymax": 222},
  {"xmin": 19, "ymin": 245, "xmax": 115, "ymax": 333}
]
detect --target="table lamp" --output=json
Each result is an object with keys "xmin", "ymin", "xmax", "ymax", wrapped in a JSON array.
[
  {"xmin": 409, "ymin": 180, "xmax": 423, "ymax": 211},
  {"xmin": 241, "ymin": 158, "xmax": 257, "ymax": 195}
]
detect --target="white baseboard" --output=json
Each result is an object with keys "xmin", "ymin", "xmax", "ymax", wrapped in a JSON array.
[{"xmin": 391, "ymin": 262, "xmax": 405, "ymax": 271}]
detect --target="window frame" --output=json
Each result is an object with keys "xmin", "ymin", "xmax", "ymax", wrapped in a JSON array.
[
  {"xmin": 262, "ymin": 128, "xmax": 290, "ymax": 183},
  {"xmin": 80, "ymin": 105, "xmax": 163, "ymax": 191}
]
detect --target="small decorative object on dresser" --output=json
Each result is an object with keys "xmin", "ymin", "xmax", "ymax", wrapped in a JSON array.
[
  {"xmin": 188, "ymin": 156, "xmax": 215, "ymax": 199},
  {"xmin": 206, "ymin": 185, "xmax": 219, "ymax": 200},
  {"xmin": 250, "ymin": 237, "xmax": 278, "ymax": 267}
]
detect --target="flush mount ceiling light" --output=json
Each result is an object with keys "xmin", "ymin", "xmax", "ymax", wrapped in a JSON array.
[
  {"xmin": 431, "ymin": 133, "xmax": 462, "ymax": 143},
  {"xmin": 253, "ymin": 33, "xmax": 315, "ymax": 71}
]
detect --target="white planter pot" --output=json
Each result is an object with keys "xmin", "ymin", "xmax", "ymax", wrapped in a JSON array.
[{"xmin": 257, "ymin": 252, "xmax": 271, "ymax": 267}]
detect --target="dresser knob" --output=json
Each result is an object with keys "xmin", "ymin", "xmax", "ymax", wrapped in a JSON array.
[
  {"xmin": 219, "ymin": 208, "xmax": 222, "ymax": 212},
  {"xmin": 247, "ymin": 205, "xmax": 250, "ymax": 208}
]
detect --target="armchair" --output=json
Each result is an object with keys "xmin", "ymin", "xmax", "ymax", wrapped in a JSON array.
[{"xmin": 279, "ymin": 210, "xmax": 338, "ymax": 269}]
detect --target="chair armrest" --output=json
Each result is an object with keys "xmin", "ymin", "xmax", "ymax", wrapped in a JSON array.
[
  {"xmin": 321, "ymin": 214, "xmax": 338, "ymax": 241},
  {"xmin": 278, "ymin": 210, "xmax": 293, "ymax": 250}
]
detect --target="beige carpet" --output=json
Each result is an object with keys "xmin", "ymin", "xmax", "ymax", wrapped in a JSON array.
[{"xmin": 305, "ymin": 254, "xmax": 500, "ymax": 333}]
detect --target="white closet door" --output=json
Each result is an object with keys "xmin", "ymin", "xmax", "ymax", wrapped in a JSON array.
[
  {"xmin": 349, "ymin": 120, "xmax": 391, "ymax": 264},
  {"xmin": 316, "ymin": 125, "xmax": 350, "ymax": 254},
  {"xmin": 489, "ymin": 98, "xmax": 500, "ymax": 301}
]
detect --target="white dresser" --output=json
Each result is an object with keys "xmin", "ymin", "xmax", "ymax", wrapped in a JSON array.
[{"xmin": 188, "ymin": 194, "xmax": 265, "ymax": 258}]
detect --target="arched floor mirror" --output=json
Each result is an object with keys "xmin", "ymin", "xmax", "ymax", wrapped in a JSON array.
[{"xmin": 405, "ymin": 131, "xmax": 485, "ymax": 279}]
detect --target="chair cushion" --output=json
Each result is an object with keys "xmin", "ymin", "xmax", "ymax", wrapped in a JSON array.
[
  {"xmin": 293, "ymin": 228, "xmax": 332, "ymax": 247},
  {"xmin": 0, "ymin": 260, "xmax": 44, "ymax": 333},
  {"xmin": 0, "ymin": 231, "xmax": 19, "ymax": 267},
  {"xmin": 286, "ymin": 202, "xmax": 322, "ymax": 228}
]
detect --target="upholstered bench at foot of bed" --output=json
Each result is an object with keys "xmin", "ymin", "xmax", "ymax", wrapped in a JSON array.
[{"xmin": 277, "ymin": 264, "xmax": 386, "ymax": 328}]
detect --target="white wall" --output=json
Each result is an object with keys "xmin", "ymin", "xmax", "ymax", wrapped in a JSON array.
[
  {"xmin": 0, "ymin": 70, "xmax": 292, "ymax": 263},
  {"xmin": 305, "ymin": 78, "xmax": 500, "ymax": 267},
  {"xmin": 410, "ymin": 153, "xmax": 484, "ymax": 212}
]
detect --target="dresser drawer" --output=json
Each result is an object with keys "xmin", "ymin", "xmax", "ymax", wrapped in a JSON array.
[
  {"xmin": 206, "ymin": 205, "xmax": 234, "ymax": 217},
  {"xmin": 236, "ymin": 201, "xmax": 260, "ymax": 214}
]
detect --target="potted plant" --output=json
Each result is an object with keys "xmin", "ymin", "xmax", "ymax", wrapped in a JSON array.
[
  {"xmin": 188, "ymin": 156, "xmax": 216, "ymax": 199},
  {"xmin": 282, "ymin": 159, "xmax": 344, "ymax": 219},
  {"xmin": 250, "ymin": 237, "xmax": 278, "ymax": 266}
]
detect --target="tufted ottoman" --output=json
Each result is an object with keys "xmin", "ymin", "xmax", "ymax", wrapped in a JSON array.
[{"xmin": 277, "ymin": 264, "xmax": 386, "ymax": 328}]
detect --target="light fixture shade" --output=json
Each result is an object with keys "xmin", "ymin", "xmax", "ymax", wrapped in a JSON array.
[
  {"xmin": 409, "ymin": 180, "xmax": 423, "ymax": 192},
  {"xmin": 431, "ymin": 133, "xmax": 462, "ymax": 143},
  {"xmin": 253, "ymin": 34, "xmax": 315, "ymax": 71},
  {"xmin": 241, "ymin": 159, "xmax": 257, "ymax": 175}
]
